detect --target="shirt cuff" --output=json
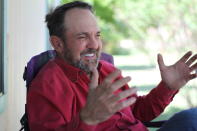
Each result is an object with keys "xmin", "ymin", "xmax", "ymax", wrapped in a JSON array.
[{"xmin": 153, "ymin": 81, "xmax": 178, "ymax": 100}]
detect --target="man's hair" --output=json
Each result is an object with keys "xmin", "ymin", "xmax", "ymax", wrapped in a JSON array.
[{"xmin": 45, "ymin": 1, "xmax": 93, "ymax": 39}]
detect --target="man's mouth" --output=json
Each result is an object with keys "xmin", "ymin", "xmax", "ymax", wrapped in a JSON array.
[
  {"xmin": 80, "ymin": 49, "xmax": 100, "ymax": 62},
  {"xmin": 84, "ymin": 53, "xmax": 94, "ymax": 57},
  {"xmin": 82, "ymin": 53, "xmax": 96, "ymax": 60}
]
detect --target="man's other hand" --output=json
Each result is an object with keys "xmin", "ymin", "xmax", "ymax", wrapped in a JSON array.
[{"xmin": 158, "ymin": 51, "xmax": 197, "ymax": 90}]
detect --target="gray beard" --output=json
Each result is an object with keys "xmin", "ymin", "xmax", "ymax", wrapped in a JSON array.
[
  {"xmin": 73, "ymin": 58, "xmax": 99, "ymax": 74},
  {"xmin": 63, "ymin": 48, "xmax": 100, "ymax": 74}
]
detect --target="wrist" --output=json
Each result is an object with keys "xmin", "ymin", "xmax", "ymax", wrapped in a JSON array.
[
  {"xmin": 162, "ymin": 81, "xmax": 178, "ymax": 90},
  {"xmin": 80, "ymin": 109, "xmax": 99, "ymax": 125}
]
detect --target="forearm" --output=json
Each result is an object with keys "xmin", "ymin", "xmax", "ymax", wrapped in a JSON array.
[{"xmin": 131, "ymin": 81, "xmax": 178, "ymax": 121}]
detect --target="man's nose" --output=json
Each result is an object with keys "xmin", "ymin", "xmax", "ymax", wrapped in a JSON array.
[{"xmin": 87, "ymin": 37, "xmax": 99, "ymax": 49}]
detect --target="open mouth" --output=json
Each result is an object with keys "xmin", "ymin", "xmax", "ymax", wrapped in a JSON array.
[
  {"xmin": 84, "ymin": 53, "xmax": 94, "ymax": 57},
  {"xmin": 82, "ymin": 53, "xmax": 96, "ymax": 60}
]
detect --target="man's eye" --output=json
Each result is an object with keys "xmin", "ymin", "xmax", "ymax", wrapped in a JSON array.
[
  {"xmin": 78, "ymin": 36, "xmax": 86, "ymax": 39},
  {"xmin": 96, "ymin": 34, "xmax": 101, "ymax": 38}
]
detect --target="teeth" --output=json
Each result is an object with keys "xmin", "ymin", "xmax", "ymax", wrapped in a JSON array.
[{"xmin": 84, "ymin": 53, "xmax": 94, "ymax": 57}]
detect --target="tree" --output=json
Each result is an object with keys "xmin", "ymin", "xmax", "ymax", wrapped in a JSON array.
[{"xmin": 60, "ymin": 0, "xmax": 197, "ymax": 56}]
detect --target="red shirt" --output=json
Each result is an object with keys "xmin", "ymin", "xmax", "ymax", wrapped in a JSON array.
[{"xmin": 27, "ymin": 57, "xmax": 177, "ymax": 131}]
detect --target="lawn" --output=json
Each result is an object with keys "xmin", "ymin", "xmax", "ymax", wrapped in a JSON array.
[{"xmin": 114, "ymin": 53, "xmax": 197, "ymax": 131}]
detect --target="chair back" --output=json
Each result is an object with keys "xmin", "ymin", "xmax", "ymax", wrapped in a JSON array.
[{"xmin": 23, "ymin": 50, "xmax": 114, "ymax": 89}]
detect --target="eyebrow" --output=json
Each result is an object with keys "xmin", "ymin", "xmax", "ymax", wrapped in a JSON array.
[
  {"xmin": 76, "ymin": 32, "xmax": 88, "ymax": 36},
  {"xmin": 75, "ymin": 31, "xmax": 101, "ymax": 36}
]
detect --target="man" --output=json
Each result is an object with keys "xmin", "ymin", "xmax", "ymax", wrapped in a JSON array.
[{"xmin": 27, "ymin": 1, "xmax": 197, "ymax": 131}]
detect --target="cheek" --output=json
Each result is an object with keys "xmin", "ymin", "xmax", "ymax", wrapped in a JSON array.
[
  {"xmin": 67, "ymin": 39, "xmax": 85, "ymax": 52},
  {"xmin": 96, "ymin": 41, "xmax": 102, "ymax": 53},
  {"xmin": 99, "ymin": 41, "xmax": 102, "ymax": 49},
  {"xmin": 73, "ymin": 44, "xmax": 86, "ymax": 58}
]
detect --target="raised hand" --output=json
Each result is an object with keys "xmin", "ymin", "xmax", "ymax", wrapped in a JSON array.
[
  {"xmin": 157, "ymin": 51, "xmax": 197, "ymax": 90},
  {"xmin": 80, "ymin": 68, "xmax": 137, "ymax": 125}
]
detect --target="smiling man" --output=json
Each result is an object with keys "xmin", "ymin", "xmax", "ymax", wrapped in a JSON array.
[
  {"xmin": 59, "ymin": 8, "xmax": 101, "ymax": 74},
  {"xmin": 27, "ymin": 1, "xmax": 197, "ymax": 131},
  {"xmin": 48, "ymin": 6, "xmax": 102, "ymax": 76}
]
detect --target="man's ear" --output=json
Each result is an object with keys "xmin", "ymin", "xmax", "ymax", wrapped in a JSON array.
[{"xmin": 50, "ymin": 36, "xmax": 64, "ymax": 53}]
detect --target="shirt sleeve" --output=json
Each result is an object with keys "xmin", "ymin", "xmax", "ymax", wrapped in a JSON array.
[
  {"xmin": 100, "ymin": 61, "xmax": 178, "ymax": 123},
  {"xmin": 27, "ymin": 76, "xmax": 97, "ymax": 131},
  {"xmin": 131, "ymin": 81, "xmax": 178, "ymax": 122}
]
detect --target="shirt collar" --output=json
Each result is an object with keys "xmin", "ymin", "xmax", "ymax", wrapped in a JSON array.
[{"xmin": 54, "ymin": 57, "xmax": 103, "ymax": 82}]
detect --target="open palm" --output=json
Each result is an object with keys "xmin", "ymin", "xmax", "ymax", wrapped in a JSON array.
[{"xmin": 158, "ymin": 51, "xmax": 197, "ymax": 90}]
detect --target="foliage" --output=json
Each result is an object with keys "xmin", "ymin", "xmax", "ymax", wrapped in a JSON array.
[{"xmin": 60, "ymin": 0, "xmax": 197, "ymax": 55}]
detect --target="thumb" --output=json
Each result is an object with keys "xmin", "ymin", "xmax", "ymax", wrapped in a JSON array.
[
  {"xmin": 157, "ymin": 53, "xmax": 165, "ymax": 71},
  {"xmin": 89, "ymin": 67, "xmax": 99, "ymax": 89}
]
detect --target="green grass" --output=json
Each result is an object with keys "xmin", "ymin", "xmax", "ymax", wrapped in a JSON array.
[{"xmin": 114, "ymin": 53, "xmax": 197, "ymax": 130}]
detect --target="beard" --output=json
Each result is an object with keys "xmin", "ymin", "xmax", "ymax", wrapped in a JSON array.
[{"xmin": 63, "ymin": 47, "xmax": 100, "ymax": 74}]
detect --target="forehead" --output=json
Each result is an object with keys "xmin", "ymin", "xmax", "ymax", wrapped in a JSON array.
[{"xmin": 64, "ymin": 8, "xmax": 100, "ymax": 33}]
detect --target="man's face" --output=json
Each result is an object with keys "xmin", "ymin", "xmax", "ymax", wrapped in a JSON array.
[{"xmin": 62, "ymin": 8, "xmax": 102, "ymax": 74}]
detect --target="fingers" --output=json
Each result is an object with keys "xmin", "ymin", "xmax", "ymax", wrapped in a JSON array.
[
  {"xmin": 101, "ymin": 69, "xmax": 121, "ymax": 88},
  {"xmin": 116, "ymin": 87, "xmax": 137, "ymax": 100},
  {"xmin": 157, "ymin": 53, "xmax": 165, "ymax": 71},
  {"xmin": 89, "ymin": 69, "xmax": 123, "ymax": 93},
  {"xmin": 186, "ymin": 54, "xmax": 197, "ymax": 66},
  {"xmin": 103, "ymin": 87, "xmax": 137, "ymax": 115},
  {"xmin": 189, "ymin": 73, "xmax": 197, "ymax": 80},
  {"xmin": 108, "ymin": 76, "xmax": 131, "ymax": 93},
  {"xmin": 190, "ymin": 63, "xmax": 197, "ymax": 72},
  {"xmin": 185, "ymin": 53, "xmax": 197, "ymax": 72},
  {"xmin": 99, "ymin": 69, "xmax": 130, "ymax": 98},
  {"xmin": 179, "ymin": 51, "xmax": 192, "ymax": 63},
  {"xmin": 109, "ymin": 87, "xmax": 137, "ymax": 103},
  {"xmin": 89, "ymin": 67, "xmax": 99, "ymax": 89},
  {"xmin": 113, "ymin": 97, "xmax": 136, "ymax": 112}
]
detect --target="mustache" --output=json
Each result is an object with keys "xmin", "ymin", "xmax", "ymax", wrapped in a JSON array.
[{"xmin": 80, "ymin": 49, "xmax": 98, "ymax": 56}]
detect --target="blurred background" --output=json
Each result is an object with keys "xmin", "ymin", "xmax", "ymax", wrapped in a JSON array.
[
  {"xmin": 60, "ymin": 1, "xmax": 197, "ymax": 130},
  {"xmin": 0, "ymin": 0, "xmax": 196, "ymax": 130}
]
